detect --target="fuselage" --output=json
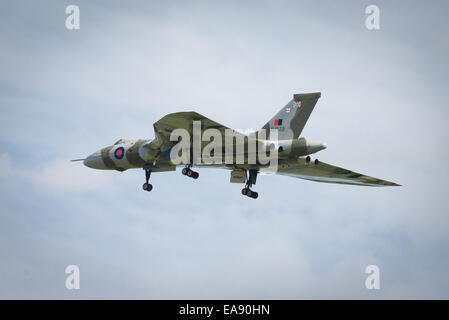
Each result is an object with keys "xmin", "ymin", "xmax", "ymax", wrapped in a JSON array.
[
  {"xmin": 83, "ymin": 137, "xmax": 327, "ymax": 171},
  {"xmin": 84, "ymin": 138, "xmax": 150, "ymax": 171}
]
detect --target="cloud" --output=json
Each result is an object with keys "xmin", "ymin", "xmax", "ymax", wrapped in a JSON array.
[{"xmin": 27, "ymin": 159, "xmax": 116, "ymax": 193}]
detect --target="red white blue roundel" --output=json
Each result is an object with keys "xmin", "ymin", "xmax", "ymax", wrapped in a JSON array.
[{"xmin": 114, "ymin": 147, "xmax": 125, "ymax": 160}]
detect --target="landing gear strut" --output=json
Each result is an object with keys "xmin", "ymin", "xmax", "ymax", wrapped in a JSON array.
[
  {"xmin": 241, "ymin": 169, "xmax": 258, "ymax": 199},
  {"xmin": 142, "ymin": 168, "xmax": 153, "ymax": 192},
  {"xmin": 181, "ymin": 164, "xmax": 199, "ymax": 179}
]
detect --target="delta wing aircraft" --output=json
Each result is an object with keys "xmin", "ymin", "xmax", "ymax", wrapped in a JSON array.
[{"xmin": 72, "ymin": 93, "xmax": 400, "ymax": 199}]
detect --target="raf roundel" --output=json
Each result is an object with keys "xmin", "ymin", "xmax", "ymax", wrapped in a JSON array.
[{"xmin": 114, "ymin": 147, "xmax": 125, "ymax": 160}]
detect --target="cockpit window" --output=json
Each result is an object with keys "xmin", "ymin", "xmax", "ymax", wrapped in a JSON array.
[{"xmin": 114, "ymin": 139, "xmax": 122, "ymax": 145}]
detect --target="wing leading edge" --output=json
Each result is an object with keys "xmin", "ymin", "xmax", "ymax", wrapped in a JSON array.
[{"xmin": 152, "ymin": 111, "xmax": 247, "ymax": 150}]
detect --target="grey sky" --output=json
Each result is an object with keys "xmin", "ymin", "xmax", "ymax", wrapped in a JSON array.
[{"xmin": 0, "ymin": 0, "xmax": 448, "ymax": 298}]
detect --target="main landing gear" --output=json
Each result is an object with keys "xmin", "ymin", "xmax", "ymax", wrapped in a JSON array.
[
  {"xmin": 142, "ymin": 168, "xmax": 153, "ymax": 192},
  {"xmin": 181, "ymin": 165, "xmax": 199, "ymax": 179},
  {"xmin": 241, "ymin": 169, "xmax": 258, "ymax": 199}
]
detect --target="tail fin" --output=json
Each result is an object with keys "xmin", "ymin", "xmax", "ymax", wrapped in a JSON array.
[{"xmin": 260, "ymin": 92, "xmax": 321, "ymax": 140}]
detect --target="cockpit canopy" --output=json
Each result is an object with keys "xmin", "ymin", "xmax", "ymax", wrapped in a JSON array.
[{"xmin": 113, "ymin": 139, "xmax": 133, "ymax": 145}]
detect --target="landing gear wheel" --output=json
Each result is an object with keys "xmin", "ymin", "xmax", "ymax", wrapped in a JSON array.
[
  {"xmin": 182, "ymin": 166, "xmax": 199, "ymax": 179},
  {"xmin": 142, "ymin": 169, "xmax": 153, "ymax": 192},
  {"xmin": 241, "ymin": 170, "xmax": 259, "ymax": 198}
]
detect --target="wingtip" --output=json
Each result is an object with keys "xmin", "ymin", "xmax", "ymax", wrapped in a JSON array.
[{"xmin": 388, "ymin": 182, "xmax": 401, "ymax": 187}]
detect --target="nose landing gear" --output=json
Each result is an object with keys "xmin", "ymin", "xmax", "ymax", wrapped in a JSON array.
[{"xmin": 142, "ymin": 168, "xmax": 153, "ymax": 192}]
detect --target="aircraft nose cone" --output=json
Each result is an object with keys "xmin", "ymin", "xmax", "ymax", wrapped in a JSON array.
[{"xmin": 83, "ymin": 152, "xmax": 105, "ymax": 169}]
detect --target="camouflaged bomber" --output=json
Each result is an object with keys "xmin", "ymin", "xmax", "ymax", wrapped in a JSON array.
[{"xmin": 72, "ymin": 93, "xmax": 400, "ymax": 199}]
